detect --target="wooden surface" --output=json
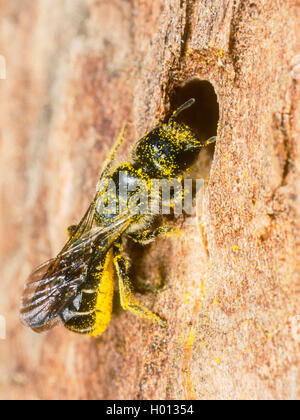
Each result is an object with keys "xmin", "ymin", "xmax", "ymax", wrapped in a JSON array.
[{"xmin": 0, "ymin": 0, "xmax": 299, "ymax": 400}]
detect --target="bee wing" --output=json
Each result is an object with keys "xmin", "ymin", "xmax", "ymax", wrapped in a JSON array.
[{"xmin": 20, "ymin": 193, "xmax": 131, "ymax": 332}]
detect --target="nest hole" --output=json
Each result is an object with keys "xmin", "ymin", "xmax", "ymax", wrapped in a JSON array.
[{"xmin": 168, "ymin": 78, "xmax": 219, "ymax": 147}]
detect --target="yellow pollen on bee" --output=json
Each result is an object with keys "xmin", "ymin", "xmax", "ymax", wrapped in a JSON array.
[{"xmin": 89, "ymin": 250, "xmax": 114, "ymax": 337}]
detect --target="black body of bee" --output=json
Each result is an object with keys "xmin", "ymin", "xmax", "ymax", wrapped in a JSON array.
[{"xmin": 20, "ymin": 98, "xmax": 215, "ymax": 336}]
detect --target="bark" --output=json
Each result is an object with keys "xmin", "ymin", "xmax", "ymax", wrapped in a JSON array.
[{"xmin": 0, "ymin": 0, "xmax": 300, "ymax": 400}]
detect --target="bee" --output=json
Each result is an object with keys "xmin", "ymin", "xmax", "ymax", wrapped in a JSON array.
[{"xmin": 20, "ymin": 98, "xmax": 215, "ymax": 336}]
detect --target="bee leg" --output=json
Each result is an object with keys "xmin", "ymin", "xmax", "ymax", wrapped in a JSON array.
[
  {"xmin": 127, "ymin": 225, "xmax": 180, "ymax": 245},
  {"xmin": 113, "ymin": 249, "xmax": 167, "ymax": 328},
  {"xmin": 99, "ymin": 123, "xmax": 128, "ymax": 180}
]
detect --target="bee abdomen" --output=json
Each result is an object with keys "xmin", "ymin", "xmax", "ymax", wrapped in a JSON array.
[
  {"xmin": 60, "ymin": 289, "xmax": 98, "ymax": 334},
  {"xmin": 60, "ymin": 251, "xmax": 114, "ymax": 336}
]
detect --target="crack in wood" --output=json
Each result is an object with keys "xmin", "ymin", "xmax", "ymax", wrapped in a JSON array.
[{"xmin": 180, "ymin": 0, "xmax": 197, "ymax": 60}]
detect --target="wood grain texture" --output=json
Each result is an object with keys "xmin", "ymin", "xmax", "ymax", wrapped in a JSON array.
[{"xmin": 0, "ymin": 0, "xmax": 299, "ymax": 400}]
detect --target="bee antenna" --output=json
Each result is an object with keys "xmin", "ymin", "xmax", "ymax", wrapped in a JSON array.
[
  {"xmin": 169, "ymin": 98, "xmax": 195, "ymax": 122},
  {"xmin": 205, "ymin": 136, "xmax": 217, "ymax": 145}
]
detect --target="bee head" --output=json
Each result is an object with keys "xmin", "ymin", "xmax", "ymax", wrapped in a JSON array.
[{"xmin": 133, "ymin": 99, "xmax": 214, "ymax": 179}]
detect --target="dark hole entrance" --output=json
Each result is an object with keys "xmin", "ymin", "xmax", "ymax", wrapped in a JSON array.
[{"xmin": 168, "ymin": 78, "xmax": 219, "ymax": 145}]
